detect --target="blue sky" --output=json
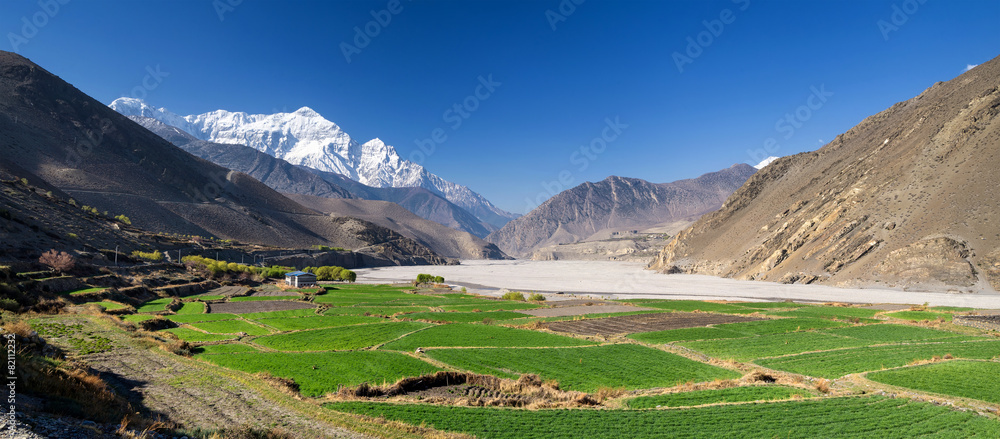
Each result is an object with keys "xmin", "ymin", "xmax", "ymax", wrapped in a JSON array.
[{"xmin": 3, "ymin": 0, "xmax": 998, "ymax": 214}]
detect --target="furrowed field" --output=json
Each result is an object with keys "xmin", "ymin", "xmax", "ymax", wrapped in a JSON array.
[{"xmin": 93, "ymin": 282, "xmax": 999, "ymax": 437}]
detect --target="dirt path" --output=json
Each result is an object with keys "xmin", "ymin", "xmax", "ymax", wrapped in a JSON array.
[{"xmin": 42, "ymin": 315, "xmax": 371, "ymax": 439}]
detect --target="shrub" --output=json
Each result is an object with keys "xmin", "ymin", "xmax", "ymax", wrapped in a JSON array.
[
  {"xmin": 528, "ymin": 293, "xmax": 546, "ymax": 302},
  {"xmin": 39, "ymin": 249, "xmax": 75, "ymax": 273},
  {"xmin": 0, "ymin": 298, "xmax": 19, "ymax": 311},
  {"xmin": 502, "ymin": 292, "xmax": 526, "ymax": 302},
  {"xmin": 114, "ymin": 214, "xmax": 131, "ymax": 225},
  {"xmin": 416, "ymin": 274, "xmax": 434, "ymax": 283},
  {"xmin": 340, "ymin": 269, "xmax": 356, "ymax": 283},
  {"xmin": 67, "ymin": 233, "xmax": 78, "ymax": 240},
  {"xmin": 131, "ymin": 250, "xmax": 163, "ymax": 262},
  {"xmin": 434, "ymin": 276, "xmax": 445, "ymax": 283}
]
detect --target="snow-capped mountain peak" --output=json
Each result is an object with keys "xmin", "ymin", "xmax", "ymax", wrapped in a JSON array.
[
  {"xmin": 754, "ymin": 156, "xmax": 780, "ymax": 169},
  {"xmin": 110, "ymin": 98, "xmax": 518, "ymax": 228}
]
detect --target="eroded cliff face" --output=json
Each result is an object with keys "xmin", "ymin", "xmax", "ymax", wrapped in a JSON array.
[{"xmin": 651, "ymin": 56, "xmax": 1000, "ymax": 293}]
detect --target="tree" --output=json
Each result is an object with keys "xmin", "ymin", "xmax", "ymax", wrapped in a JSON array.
[
  {"xmin": 39, "ymin": 249, "xmax": 75, "ymax": 273},
  {"xmin": 433, "ymin": 276, "xmax": 445, "ymax": 283},
  {"xmin": 416, "ymin": 273, "xmax": 433, "ymax": 284},
  {"xmin": 340, "ymin": 269, "xmax": 356, "ymax": 283}
]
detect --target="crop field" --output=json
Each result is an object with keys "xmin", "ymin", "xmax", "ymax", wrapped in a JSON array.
[
  {"xmin": 757, "ymin": 340, "xmax": 1000, "ymax": 378},
  {"xmin": 713, "ymin": 317, "xmax": 849, "ymax": 335},
  {"xmin": 188, "ymin": 320, "xmax": 273, "ymax": 336},
  {"xmin": 885, "ymin": 310, "xmax": 954, "ymax": 322},
  {"xmin": 111, "ymin": 285, "xmax": 999, "ymax": 437},
  {"xmin": 175, "ymin": 302, "xmax": 205, "ymax": 314},
  {"xmin": 380, "ymin": 323, "xmax": 597, "ymax": 351},
  {"xmin": 92, "ymin": 301, "xmax": 127, "ymax": 311},
  {"xmin": 136, "ymin": 297, "xmax": 172, "ymax": 313},
  {"xmin": 164, "ymin": 327, "xmax": 238, "ymax": 343},
  {"xmin": 621, "ymin": 299, "xmax": 756, "ymax": 314},
  {"xmin": 425, "ymin": 344, "xmax": 740, "ymax": 392},
  {"xmin": 326, "ymin": 396, "xmax": 1000, "ymax": 438},
  {"xmin": 626, "ymin": 386, "xmax": 816, "ymax": 408},
  {"xmin": 166, "ymin": 313, "xmax": 238, "ymax": 324},
  {"xmin": 254, "ymin": 314, "xmax": 384, "ymax": 331},
  {"xmin": 197, "ymin": 351, "xmax": 442, "ymax": 397},
  {"xmin": 679, "ymin": 332, "xmax": 871, "ymax": 361},
  {"xmin": 253, "ymin": 321, "xmax": 431, "ymax": 351},
  {"xmin": 627, "ymin": 326, "xmax": 750, "ymax": 344},
  {"xmin": 868, "ymin": 361, "xmax": 1000, "ymax": 403},
  {"xmin": 399, "ymin": 311, "xmax": 528, "ymax": 323}
]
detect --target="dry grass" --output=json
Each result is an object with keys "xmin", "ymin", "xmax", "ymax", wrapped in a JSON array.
[
  {"xmin": 3, "ymin": 320, "xmax": 33, "ymax": 337},
  {"xmin": 814, "ymin": 378, "xmax": 831, "ymax": 394}
]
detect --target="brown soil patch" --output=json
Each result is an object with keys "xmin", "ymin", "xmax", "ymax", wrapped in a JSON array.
[
  {"xmin": 520, "ymin": 305, "xmax": 654, "ymax": 318},
  {"xmin": 208, "ymin": 300, "xmax": 316, "ymax": 314},
  {"xmin": 545, "ymin": 312, "xmax": 763, "ymax": 336}
]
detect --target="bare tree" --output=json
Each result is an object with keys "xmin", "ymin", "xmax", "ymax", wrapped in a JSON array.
[{"xmin": 39, "ymin": 249, "xmax": 75, "ymax": 273}]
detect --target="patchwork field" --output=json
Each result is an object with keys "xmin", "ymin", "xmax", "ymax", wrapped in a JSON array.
[{"xmin": 110, "ymin": 283, "xmax": 999, "ymax": 437}]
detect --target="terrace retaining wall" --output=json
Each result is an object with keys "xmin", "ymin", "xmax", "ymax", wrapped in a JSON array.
[{"xmin": 953, "ymin": 315, "xmax": 1000, "ymax": 332}]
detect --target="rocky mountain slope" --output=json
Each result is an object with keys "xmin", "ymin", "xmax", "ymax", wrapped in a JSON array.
[
  {"xmin": 128, "ymin": 116, "xmax": 502, "ymax": 259},
  {"xmin": 650, "ymin": 55, "xmax": 1000, "ymax": 293},
  {"xmin": 110, "ymin": 98, "xmax": 519, "ymax": 229},
  {"xmin": 287, "ymin": 194, "xmax": 508, "ymax": 260},
  {"xmin": 486, "ymin": 165, "xmax": 757, "ymax": 257},
  {"xmin": 0, "ymin": 51, "xmax": 446, "ymax": 266}
]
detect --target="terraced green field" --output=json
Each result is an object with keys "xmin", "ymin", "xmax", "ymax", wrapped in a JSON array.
[
  {"xmin": 425, "ymin": 344, "xmax": 740, "ymax": 392},
  {"xmin": 627, "ymin": 326, "xmax": 749, "ymax": 344},
  {"xmin": 253, "ymin": 321, "xmax": 431, "ymax": 351},
  {"xmin": 175, "ymin": 302, "xmax": 205, "ymax": 314},
  {"xmin": 380, "ymin": 323, "xmax": 597, "ymax": 350},
  {"xmin": 164, "ymin": 327, "xmax": 237, "ymax": 343},
  {"xmin": 188, "ymin": 320, "xmax": 272, "ymax": 336},
  {"xmin": 757, "ymin": 341, "xmax": 1000, "ymax": 378},
  {"xmin": 167, "ymin": 313, "xmax": 238, "ymax": 324},
  {"xmin": 92, "ymin": 301, "xmax": 127, "ymax": 311},
  {"xmin": 773, "ymin": 306, "xmax": 882, "ymax": 321},
  {"xmin": 621, "ymin": 299, "xmax": 755, "ymax": 314},
  {"xmin": 626, "ymin": 386, "xmax": 816, "ymax": 408},
  {"xmin": 679, "ymin": 332, "xmax": 870, "ymax": 361},
  {"xmin": 868, "ymin": 361, "xmax": 1000, "ymax": 403},
  {"xmin": 714, "ymin": 317, "xmax": 849, "ymax": 335},
  {"xmin": 822, "ymin": 324, "xmax": 972, "ymax": 343},
  {"xmin": 327, "ymin": 396, "xmax": 1000, "ymax": 438},
  {"xmin": 885, "ymin": 310, "xmax": 954, "ymax": 322},
  {"xmin": 136, "ymin": 297, "xmax": 172, "ymax": 313},
  {"xmin": 400, "ymin": 311, "xmax": 528, "ymax": 323},
  {"xmin": 254, "ymin": 314, "xmax": 384, "ymax": 331},
  {"xmin": 198, "ymin": 351, "xmax": 442, "ymax": 397}
]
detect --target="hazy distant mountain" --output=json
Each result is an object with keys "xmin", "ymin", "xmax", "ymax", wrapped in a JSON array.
[
  {"xmin": 0, "ymin": 51, "xmax": 447, "ymax": 266},
  {"xmin": 109, "ymin": 98, "xmax": 519, "ymax": 229},
  {"xmin": 486, "ymin": 165, "xmax": 757, "ymax": 257},
  {"xmin": 650, "ymin": 55, "xmax": 1000, "ymax": 293}
]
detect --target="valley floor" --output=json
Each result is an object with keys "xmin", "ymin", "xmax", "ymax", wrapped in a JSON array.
[{"xmin": 355, "ymin": 260, "xmax": 1000, "ymax": 309}]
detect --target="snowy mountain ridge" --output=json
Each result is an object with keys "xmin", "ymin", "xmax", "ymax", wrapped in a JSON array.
[{"xmin": 109, "ymin": 97, "xmax": 518, "ymax": 228}]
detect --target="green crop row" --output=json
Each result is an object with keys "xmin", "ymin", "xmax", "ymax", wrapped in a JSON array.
[{"xmin": 868, "ymin": 360, "xmax": 1000, "ymax": 403}]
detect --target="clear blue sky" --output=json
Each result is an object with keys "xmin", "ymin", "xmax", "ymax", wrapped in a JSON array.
[{"xmin": 3, "ymin": 0, "xmax": 998, "ymax": 214}]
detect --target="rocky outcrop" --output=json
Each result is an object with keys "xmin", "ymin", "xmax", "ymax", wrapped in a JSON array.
[{"xmin": 650, "ymin": 55, "xmax": 1000, "ymax": 293}]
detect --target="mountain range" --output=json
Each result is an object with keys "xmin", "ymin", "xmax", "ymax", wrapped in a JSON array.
[
  {"xmin": 0, "ymin": 51, "xmax": 448, "ymax": 266},
  {"xmin": 109, "ymin": 98, "xmax": 519, "ymax": 230},
  {"xmin": 486, "ymin": 165, "xmax": 758, "ymax": 257},
  {"xmin": 650, "ymin": 54, "xmax": 1000, "ymax": 293}
]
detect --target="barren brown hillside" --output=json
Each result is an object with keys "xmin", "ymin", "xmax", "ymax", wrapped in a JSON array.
[{"xmin": 650, "ymin": 55, "xmax": 1000, "ymax": 293}]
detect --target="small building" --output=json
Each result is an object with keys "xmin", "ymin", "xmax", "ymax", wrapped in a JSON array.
[{"xmin": 285, "ymin": 271, "xmax": 317, "ymax": 288}]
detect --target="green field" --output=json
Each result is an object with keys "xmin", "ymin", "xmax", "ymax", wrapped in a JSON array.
[
  {"xmin": 175, "ymin": 301, "xmax": 205, "ymax": 315},
  {"xmin": 193, "ymin": 343, "xmax": 260, "ymax": 354},
  {"xmin": 380, "ymin": 323, "xmax": 596, "ymax": 350},
  {"xmin": 253, "ymin": 322, "xmax": 431, "ymax": 351},
  {"xmin": 198, "ymin": 351, "xmax": 442, "ymax": 397},
  {"xmin": 679, "ymin": 332, "xmax": 870, "ymax": 361},
  {"xmin": 254, "ymin": 315, "xmax": 384, "ymax": 331},
  {"xmin": 868, "ymin": 361, "xmax": 1000, "ymax": 403},
  {"xmin": 627, "ymin": 326, "xmax": 749, "ymax": 344},
  {"xmin": 136, "ymin": 297, "xmax": 173, "ymax": 313},
  {"xmin": 164, "ymin": 327, "xmax": 238, "ymax": 343},
  {"xmin": 620, "ymin": 299, "xmax": 755, "ymax": 314},
  {"xmin": 188, "ymin": 320, "xmax": 272, "ymax": 336},
  {"xmin": 885, "ymin": 310, "xmax": 954, "ymax": 322},
  {"xmin": 167, "ymin": 313, "xmax": 238, "ymax": 324},
  {"xmin": 714, "ymin": 318, "xmax": 849, "ymax": 335},
  {"xmin": 400, "ymin": 311, "xmax": 528, "ymax": 323},
  {"xmin": 323, "ymin": 306, "xmax": 433, "ymax": 316},
  {"xmin": 426, "ymin": 344, "xmax": 740, "ymax": 392},
  {"xmin": 238, "ymin": 308, "xmax": 318, "ymax": 319},
  {"xmin": 773, "ymin": 306, "xmax": 882, "ymax": 321},
  {"xmin": 821, "ymin": 324, "xmax": 971, "ymax": 343},
  {"xmin": 626, "ymin": 386, "xmax": 815, "ymax": 408},
  {"xmin": 757, "ymin": 340, "xmax": 1000, "ymax": 378},
  {"xmin": 327, "ymin": 396, "xmax": 1000, "ymax": 438},
  {"xmin": 440, "ymin": 302, "xmax": 544, "ymax": 312}
]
